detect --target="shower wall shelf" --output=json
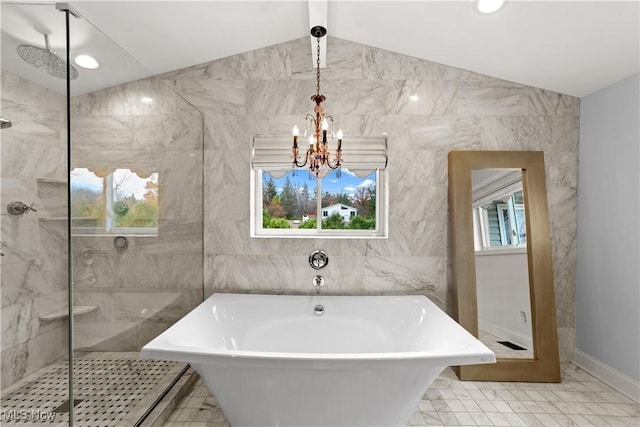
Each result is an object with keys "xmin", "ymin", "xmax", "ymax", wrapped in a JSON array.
[{"xmin": 39, "ymin": 305, "xmax": 97, "ymax": 322}]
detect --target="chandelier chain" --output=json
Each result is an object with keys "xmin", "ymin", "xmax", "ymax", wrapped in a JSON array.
[{"xmin": 316, "ymin": 37, "xmax": 321, "ymax": 96}]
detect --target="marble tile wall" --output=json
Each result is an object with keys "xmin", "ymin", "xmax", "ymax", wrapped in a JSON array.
[
  {"xmin": 160, "ymin": 37, "xmax": 579, "ymax": 362},
  {"xmin": 0, "ymin": 70, "xmax": 69, "ymax": 388},
  {"xmin": 70, "ymin": 78, "xmax": 204, "ymax": 352}
]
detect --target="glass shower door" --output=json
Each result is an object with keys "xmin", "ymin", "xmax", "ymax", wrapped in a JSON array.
[
  {"xmin": 1, "ymin": 3, "xmax": 71, "ymax": 424},
  {"xmin": 1, "ymin": 3, "xmax": 204, "ymax": 426},
  {"xmin": 68, "ymin": 8, "xmax": 204, "ymax": 427}
]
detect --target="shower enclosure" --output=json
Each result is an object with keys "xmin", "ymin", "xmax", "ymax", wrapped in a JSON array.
[{"xmin": 1, "ymin": 3, "xmax": 204, "ymax": 426}]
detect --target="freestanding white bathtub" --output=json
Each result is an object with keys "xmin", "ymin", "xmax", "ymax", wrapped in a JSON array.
[{"xmin": 141, "ymin": 293, "xmax": 495, "ymax": 426}]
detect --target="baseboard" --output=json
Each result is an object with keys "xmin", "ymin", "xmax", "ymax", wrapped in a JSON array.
[{"xmin": 572, "ymin": 349, "xmax": 640, "ymax": 403}]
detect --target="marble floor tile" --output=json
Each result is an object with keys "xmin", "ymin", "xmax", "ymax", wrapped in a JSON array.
[{"xmin": 161, "ymin": 365, "xmax": 639, "ymax": 427}]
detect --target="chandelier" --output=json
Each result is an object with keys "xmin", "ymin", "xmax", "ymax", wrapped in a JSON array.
[{"xmin": 292, "ymin": 26, "xmax": 343, "ymax": 178}]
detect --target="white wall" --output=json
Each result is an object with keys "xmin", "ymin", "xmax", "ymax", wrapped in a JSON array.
[
  {"xmin": 476, "ymin": 249, "xmax": 532, "ymax": 349},
  {"xmin": 576, "ymin": 74, "xmax": 640, "ymax": 388}
]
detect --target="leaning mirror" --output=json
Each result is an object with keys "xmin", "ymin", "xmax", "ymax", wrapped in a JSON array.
[{"xmin": 448, "ymin": 151, "xmax": 561, "ymax": 382}]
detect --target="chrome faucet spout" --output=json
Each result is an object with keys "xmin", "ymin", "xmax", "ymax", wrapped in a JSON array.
[{"xmin": 313, "ymin": 275, "xmax": 325, "ymax": 294}]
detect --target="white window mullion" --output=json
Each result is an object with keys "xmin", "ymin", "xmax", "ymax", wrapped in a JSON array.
[
  {"xmin": 316, "ymin": 176, "xmax": 322, "ymax": 232},
  {"xmin": 105, "ymin": 173, "xmax": 114, "ymax": 232}
]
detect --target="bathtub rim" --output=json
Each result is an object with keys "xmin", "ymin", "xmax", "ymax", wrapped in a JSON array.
[{"xmin": 140, "ymin": 293, "xmax": 496, "ymax": 366}]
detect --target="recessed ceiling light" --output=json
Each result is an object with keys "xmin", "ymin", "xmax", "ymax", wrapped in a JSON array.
[
  {"xmin": 74, "ymin": 54, "xmax": 99, "ymax": 69},
  {"xmin": 409, "ymin": 95, "xmax": 420, "ymax": 102},
  {"xmin": 475, "ymin": 0, "xmax": 506, "ymax": 14},
  {"xmin": 141, "ymin": 97, "xmax": 154, "ymax": 104}
]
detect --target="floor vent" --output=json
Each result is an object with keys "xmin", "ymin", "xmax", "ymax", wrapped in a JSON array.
[
  {"xmin": 53, "ymin": 399, "xmax": 83, "ymax": 413},
  {"xmin": 497, "ymin": 341, "xmax": 527, "ymax": 351}
]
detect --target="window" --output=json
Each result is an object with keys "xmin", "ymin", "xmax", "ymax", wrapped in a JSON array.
[
  {"xmin": 71, "ymin": 168, "xmax": 158, "ymax": 236},
  {"xmin": 250, "ymin": 135, "xmax": 388, "ymax": 238},
  {"xmin": 474, "ymin": 190, "xmax": 526, "ymax": 249}
]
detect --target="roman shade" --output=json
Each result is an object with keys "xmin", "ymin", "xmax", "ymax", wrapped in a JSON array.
[{"xmin": 251, "ymin": 135, "xmax": 387, "ymax": 178}]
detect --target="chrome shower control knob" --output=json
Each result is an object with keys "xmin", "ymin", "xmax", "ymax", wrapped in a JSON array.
[
  {"xmin": 309, "ymin": 250, "xmax": 329, "ymax": 270},
  {"xmin": 314, "ymin": 304, "xmax": 325, "ymax": 316}
]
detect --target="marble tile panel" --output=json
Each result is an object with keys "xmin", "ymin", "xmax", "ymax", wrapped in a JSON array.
[
  {"xmin": 528, "ymin": 87, "xmax": 580, "ymax": 116},
  {"xmin": 73, "ymin": 290, "xmax": 115, "ymax": 322},
  {"xmin": 171, "ymin": 78, "xmax": 245, "ymax": 115},
  {"xmin": 357, "ymin": 114, "xmax": 411, "ymax": 138},
  {"xmin": 160, "ymin": 149, "xmax": 204, "ymax": 188},
  {"xmin": 546, "ymin": 151, "xmax": 579, "ymax": 189},
  {"xmin": 547, "ymin": 187, "xmax": 578, "ymax": 330},
  {"xmin": 0, "ymin": 342, "xmax": 28, "ymax": 389},
  {"xmin": 1, "ymin": 135, "xmax": 66, "ymax": 179},
  {"xmin": 408, "ymin": 115, "xmax": 482, "ymax": 150},
  {"xmin": 210, "ymin": 254, "xmax": 299, "ymax": 293},
  {"xmin": 1, "ymin": 257, "xmax": 50, "ymax": 308},
  {"xmin": 363, "ymin": 46, "xmax": 431, "ymax": 80},
  {"xmin": 136, "ymin": 320, "xmax": 174, "ymax": 349},
  {"xmin": 291, "ymin": 37, "xmax": 364, "ymax": 80},
  {"xmin": 1, "ymin": 324, "xmax": 67, "ymax": 388},
  {"xmin": 367, "ymin": 218, "xmax": 447, "ymax": 258},
  {"xmin": 1, "ymin": 301, "xmax": 34, "ymax": 351},
  {"xmin": 74, "ymin": 320, "xmax": 138, "ymax": 351},
  {"xmin": 246, "ymin": 80, "xmax": 315, "ymax": 116},
  {"xmin": 70, "ymin": 253, "xmax": 203, "ymax": 289},
  {"xmin": 243, "ymin": 43, "xmax": 292, "ymax": 80},
  {"xmin": 111, "ymin": 289, "xmax": 201, "ymax": 322},
  {"xmin": 71, "ymin": 148, "xmax": 159, "ymax": 173},
  {"xmin": 1, "ymin": 69, "xmax": 65, "ymax": 113},
  {"xmin": 205, "ymin": 114, "xmax": 256, "ymax": 151},
  {"xmin": 133, "ymin": 113, "xmax": 204, "ymax": 150},
  {"xmin": 388, "ymin": 184, "xmax": 448, "ymax": 223},
  {"xmin": 36, "ymin": 179, "xmax": 67, "ymax": 218},
  {"xmin": 158, "ymin": 184, "xmax": 203, "ymax": 222},
  {"xmin": 159, "ymin": 55, "xmax": 245, "ymax": 82},
  {"xmin": 204, "ymin": 220, "xmax": 249, "ymax": 256},
  {"xmin": 205, "ymin": 184, "xmax": 249, "ymax": 222},
  {"xmin": 480, "ymin": 115, "xmax": 553, "ymax": 151},
  {"xmin": 223, "ymin": 149, "xmax": 250, "ymax": 186},
  {"xmin": 456, "ymin": 81, "xmax": 531, "ymax": 116},
  {"xmin": 320, "ymin": 80, "xmax": 396, "ymax": 115},
  {"xmin": 388, "ymin": 149, "xmax": 447, "ymax": 187},
  {"xmin": 363, "ymin": 255, "xmax": 447, "ymax": 302},
  {"xmin": 71, "ymin": 115, "xmax": 135, "ymax": 149},
  {"xmin": 205, "ymin": 148, "xmax": 225, "ymax": 190}
]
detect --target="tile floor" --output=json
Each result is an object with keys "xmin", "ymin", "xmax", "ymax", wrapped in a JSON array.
[
  {"xmin": 0, "ymin": 352, "xmax": 185, "ymax": 426},
  {"xmin": 161, "ymin": 364, "xmax": 639, "ymax": 427}
]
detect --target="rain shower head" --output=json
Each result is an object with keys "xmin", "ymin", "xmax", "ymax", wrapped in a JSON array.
[{"xmin": 17, "ymin": 34, "xmax": 78, "ymax": 80}]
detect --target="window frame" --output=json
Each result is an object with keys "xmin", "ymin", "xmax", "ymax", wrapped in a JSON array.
[
  {"xmin": 70, "ymin": 169, "xmax": 159, "ymax": 237},
  {"xmin": 250, "ymin": 167, "xmax": 388, "ymax": 239}
]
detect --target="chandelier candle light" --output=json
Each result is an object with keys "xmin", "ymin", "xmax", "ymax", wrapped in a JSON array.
[{"xmin": 292, "ymin": 26, "xmax": 343, "ymax": 178}]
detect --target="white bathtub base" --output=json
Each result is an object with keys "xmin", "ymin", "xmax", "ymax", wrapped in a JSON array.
[
  {"xmin": 193, "ymin": 361, "xmax": 445, "ymax": 426},
  {"xmin": 142, "ymin": 293, "xmax": 495, "ymax": 427}
]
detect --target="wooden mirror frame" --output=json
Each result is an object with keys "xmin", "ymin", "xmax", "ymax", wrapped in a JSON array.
[{"xmin": 448, "ymin": 150, "xmax": 561, "ymax": 382}]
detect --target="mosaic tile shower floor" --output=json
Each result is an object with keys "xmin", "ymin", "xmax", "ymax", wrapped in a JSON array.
[
  {"xmin": 162, "ymin": 365, "xmax": 639, "ymax": 427},
  {"xmin": 0, "ymin": 352, "xmax": 185, "ymax": 426}
]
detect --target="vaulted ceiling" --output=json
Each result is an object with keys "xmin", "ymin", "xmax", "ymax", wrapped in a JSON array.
[{"xmin": 2, "ymin": 1, "xmax": 638, "ymax": 98}]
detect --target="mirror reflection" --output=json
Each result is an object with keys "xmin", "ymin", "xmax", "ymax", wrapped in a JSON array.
[{"xmin": 471, "ymin": 169, "xmax": 533, "ymax": 359}]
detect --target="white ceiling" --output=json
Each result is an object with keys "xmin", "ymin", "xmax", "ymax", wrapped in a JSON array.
[{"xmin": 2, "ymin": 1, "xmax": 639, "ymax": 98}]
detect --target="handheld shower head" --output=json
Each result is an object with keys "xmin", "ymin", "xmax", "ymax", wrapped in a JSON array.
[{"xmin": 17, "ymin": 34, "xmax": 78, "ymax": 80}]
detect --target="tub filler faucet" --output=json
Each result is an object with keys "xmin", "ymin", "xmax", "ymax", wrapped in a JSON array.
[
  {"xmin": 313, "ymin": 275, "xmax": 325, "ymax": 294},
  {"xmin": 309, "ymin": 250, "xmax": 328, "ymax": 294}
]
